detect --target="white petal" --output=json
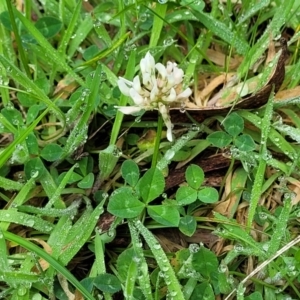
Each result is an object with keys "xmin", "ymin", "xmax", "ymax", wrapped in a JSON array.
[
  {"xmin": 166, "ymin": 75, "xmax": 175, "ymax": 88},
  {"xmin": 158, "ymin": 103, "xmax": 173, "ymax": 142},
  {"xmin": 142, "ymin": 72, "xmax": 151, "ymax": 86},
  {"xmin": 140, "ymin": 57, "xmax": 147, "ymax": 74},
  {"xmin": 155, "ymin": 63, "xmax": 167, "ymax": 79},
  {"xmin": 118, "ymin": 77, "xmax": 132, "ymax": 96},
  {"xmin": 129, "ymin": 89, "xmax": 144, "ymax": 105},
  {"xmin": 164, "ymin": 88, "xmax": 177, "ymax": 102},
  {"xmin": 116, "ymin": 106, "xmax": 142, "ymax": 114},
  {"xmin": 150, "ymin": 84, "xmax": 159, "ymax": 101},
  {"xmin": 146, "ymin": 51, "xmax": 155, "ymax": 69},
  {"xmin": 176, "ymin": 88, "xmax": 192, "ymax": 100},
  {"xmin": 173, "ymin": 66, "xmax": 184, "ymax": 84},
  {"xmin": 141, "ymin": 51, "xmax": 155, "ymax": 75},
  {"xmin": 166, "ymin": 61, "xmax": 174, "ymax": 73},
  {"xmin": 132, "ymin": 76, "xmax": 142, "ymax": 92}
]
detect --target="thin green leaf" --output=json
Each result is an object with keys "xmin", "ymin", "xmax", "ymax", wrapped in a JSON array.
[
  {"xmin": 13, "ymin": 8, "xmax": 84, "ymax": 85},
  {"xmin": 2, "ymin": 231, "xmax": 95, "ymax": 300}
]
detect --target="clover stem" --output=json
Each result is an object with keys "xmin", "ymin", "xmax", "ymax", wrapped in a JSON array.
[{"xmin": 151, "ymin": 113, "xmax": 163, "ymax": 168}]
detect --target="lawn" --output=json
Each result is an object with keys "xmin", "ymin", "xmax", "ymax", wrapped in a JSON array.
[{"xmin": 1, "ymin": 0, "xmax": 300, "ymax": 299}]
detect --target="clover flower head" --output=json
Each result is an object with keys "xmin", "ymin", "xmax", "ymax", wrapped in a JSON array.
[{"xmin": 116, "ymin": 51, "xmax": 192, "ymax": 142}]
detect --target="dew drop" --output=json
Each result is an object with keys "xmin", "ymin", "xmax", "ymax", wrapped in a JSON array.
[
  {"xmin": 112, "ymin": 147, "xmax": 122, "ymax": 157},
  {"xmin": 258, "ymin": 212, "xmax": 268, "ymax": 220},
  {"xmin": 234, "ymin": 244, "xmax": 244, "ymax": 252},
  {"xmin": 26, "ymin": 219, "xmax": 35, "ymax": 227},
  {"xmin": 189, "ymin": 243, "xmax": 200, "ymax": 253},
  {"xmin": 153, "ymin": 244, "xmax": 161, "ymax": 250},
  {"xmin": 165, "ymin": 149, "xmax": 175, "ymax": 160},
  {"xmin": 163, "ymin": 37, "xmax": 174, "ymax": 46},
  {"xmin": 191, "ymin": 123, "xmax": 200, "ymax": 131},
  {"xmin": 31, "ymin": 171, "xmax": 39, "ymax": 178},
  {"xmin": 17, "ymin": 287, "xmax": 27, "ymax": 296},
  {"xmin": 218, "ymin": 263, "xmax": 227, "ymax": 273},
  {"xmin": 139, "ymin": 13, "xmax": 148, "ymax": 22}
]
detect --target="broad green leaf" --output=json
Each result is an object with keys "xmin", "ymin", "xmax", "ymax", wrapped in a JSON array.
[
  {"xmin": 117, "ymin": 248, "xmax": 137, "ymax": 282},
  {"xmin": 172, "ymin": 149, "xmax": 191, "ymax": 162},
  {"xmin": 245, "ymin": 291, "xmax": 264, "ymax": 300},
  {"xmin": 77, "ymin": 173, "xmax": 94, "ymax": 189},
  {"xmin": 40, "ymin": 144, "xmax": 63, "ymax": 162},
  {"xmin": 78, "ymin": 156, "xmax": 94, "ymax": 177},
  {"xmin": 80, "ymin": 278, "xmax": 94, "ymax": 293},
  {"xmin": 121, "ymin": 160, "xmax": 140, "ymax": 186},
  {"xmin": 223, "ymin": 112, "xmax": 244, "ymax": 137},
  {"xmin": 0, "ymin": 11, "xmax": 16, "ymax": 31},
  {"xmin": 185, "ymin": 164, "xmax": 204, "ymax": 189},
  {"xmin": 176, "ymin": 186, "xmax": 198, "ymax": 205},
  {"xmin": 57, "ymin": 171, "xmax": 82, "ymax": 184},
  {"xmin": 218, "ymin": 270, "xmax": 232, "ymax": 294},
  {"xmin": 198, "ymin": 187, "xmax": 219, "ymax": 203},
  {"xmin": 192, "ymin": 246, "xmax": 218, "ymax": 278},
  {"xmin": 207, "ymin": 131, "xmax": 232, "ymax": 148},
  {"xmin": 99, "ymin": 145, "xmax": 121, "ymax": 181},
  {"xmin": 35, "ymin": 17, "xmax": 62, "ymax": 39},
  {"xmin": 93, "ymin": 274, "xmax": 122, "ymax": 293},
  {"xmin": 138, "ymin": 168, "xmax": 165, "ymax": 203},
  {"xmin": 1, "ymin": 107, "xmax": 23, "ymax": 126},
  {"xmin": 234, "ymin": 134, "xmax": 256, "ymax": 152},
  {"xmin": 147, "ymin": 205, "xmax": 180, "ymax": 227},
  {"xmin": 24, "ymin": 157, "xmax": 46, "ymax": 180},
  {"xmin": 180, "ymin": 0, "xmax": 205, "ymax": 12},
  {"xmin": 191, "ymin": 282, "xmax": 214, "ymax": 300},
  {"xmin": 26, "ymin": 104, "xmax": 45, "ymax": 125},
  {"xmin": 179, "ymin": 216, "xmax": 197, "ymax": 237},
  {"xmin": 25, "ymin": 133, "xmax": 39, "ymax": 155},
  {"xmin": 17, "ymin": 92, "xmax": 36, "ymax": 107},
  {"xmin": 83, "ymin": 45, "xmax": 100, "ymax": 61},
  {"xmin": 11, "ymin": 141, "xmax": 29, "ymax": 164},
  {"xmin": 107, "ymin": 187, "xmax": 145, "ymax": 218}
]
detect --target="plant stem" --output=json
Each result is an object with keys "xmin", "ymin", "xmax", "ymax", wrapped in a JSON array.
[{"xmin": 151, "ymin": 114, "xmax": 163, "ymax": 168}]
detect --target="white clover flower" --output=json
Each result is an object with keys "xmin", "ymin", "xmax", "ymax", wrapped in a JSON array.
[{"xmin": 116, "ymin": 51, "xmax": 192, "ymax": 142}]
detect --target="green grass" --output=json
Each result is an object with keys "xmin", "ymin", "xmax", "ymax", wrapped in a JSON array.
[{"xmin": 1, "ymin": 0, "xmax": 300, "ymax": 299}]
